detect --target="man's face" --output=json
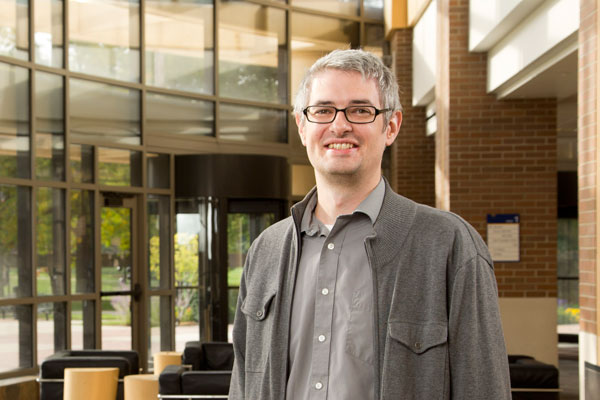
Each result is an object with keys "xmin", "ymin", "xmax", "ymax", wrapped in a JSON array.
[{"xmin": 296, "ymin": 69, "xmax": 402, "ymax": 183}]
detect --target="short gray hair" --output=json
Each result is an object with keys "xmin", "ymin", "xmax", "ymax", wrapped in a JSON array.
[{"xmin": 294, "ymin": 49, "xmax": 402, "ymax": 124}]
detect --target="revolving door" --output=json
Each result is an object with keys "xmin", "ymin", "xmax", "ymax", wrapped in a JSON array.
[{"xmin": 174, "ymin": 154, "xmax": 289, "ymax": 343}]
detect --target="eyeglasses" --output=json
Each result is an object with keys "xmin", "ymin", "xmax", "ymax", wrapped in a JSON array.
[{"xmin": 303, "ymin": 105, "xmax": 390, "ymax": 124}]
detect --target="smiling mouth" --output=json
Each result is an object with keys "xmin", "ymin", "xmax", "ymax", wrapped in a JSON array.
[{"xmin": 327, "ymin": 143, "xmax": 355, "ymax": 150}]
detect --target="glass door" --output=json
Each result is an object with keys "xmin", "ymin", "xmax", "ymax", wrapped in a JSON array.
[
  {"xmin": 225, "ymin": 199, "xmax": 284, "ymax": 341},
  {"xmin": 99, "ymin": 193, "xmax": 142, "ymax": 351}
]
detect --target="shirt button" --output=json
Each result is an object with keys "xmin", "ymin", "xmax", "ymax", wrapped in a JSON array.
[
  {"xmin": 327, "ymin": 243, "xmax": 335, "ymax": 250},
  {"xmin": 415, "ymin": 342, "xmax": 422, "ymax": 350},
  {"xmin": 256, "ymin": 310, "xmax": 263, "ymax": 318},
  {"xmin": 321, "ymin": 288, "xmax": 329, "ymax": 295},
  {"xmin": 318, "ymin": 335, "xmax": 326, "ymax": 342},
  {"xmin": 315, "ymin": 382, "xmax": 323, "ymax": 390}
]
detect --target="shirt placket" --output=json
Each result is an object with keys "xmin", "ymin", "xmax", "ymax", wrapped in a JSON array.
[{"xmin": 309, "ymin": 220, "xmax": 349, "ymax": 399}]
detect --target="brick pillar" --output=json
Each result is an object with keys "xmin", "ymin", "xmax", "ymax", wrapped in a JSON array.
[
  {"xmin": 390, "ymin": 27, "xmax": 435, "ymax": 207},
  {"xmin": 435, "ymin": 0, "xmax": 558, "ymax": 366},
  {"xmin": 579, "ymin": 0, "xmax": 600, "ymax": 391},
  {"xmin": 437, "ymin": 0, "xmax": 557, "ymax": 299}
]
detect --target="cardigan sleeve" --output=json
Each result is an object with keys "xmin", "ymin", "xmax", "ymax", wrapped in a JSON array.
[{"xmin": 447, "ymin": 254, "xmax": 512, "ymax": 399}]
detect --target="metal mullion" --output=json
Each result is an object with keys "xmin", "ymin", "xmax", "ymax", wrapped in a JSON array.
[
  {"xmin": 73, "ymin": 138, "xmax": 144, "ymax": 152},
  {"xmin": 169, "ymin": 153, "xmax": 176, "ymax": 350},
  {"xmin": 145, "ymin": 85, "xmax": 217, "ymax": 103},
  {"xmin": 240, "ymin": 0, "xmax": 289, "ymax": 10},
  {"xmin": 0, "ymin": 297, "xmax": 38, "ymax": 307},
  {"xmin": 146, "ymin": 188, "xmax": 172, "ymax": 196},
  {"xmin": 147, "ymin": 288, "xmax": 174, "ymax": 297},
  {"xmin": 67, "ymin": 70, "xmax": 144, "ymax": 91},
  {"xmin": 214, "ymin": 0, "xmax": 220, "ymax": 139},
  {"xmin": 94, "ymin": 189, "xmax": 101, "ymax": 349},
  {"xmin": 289, "ymin": 5, "xmax": 363, "ymax": 22},
  {"xmin": 64, "ymin": 0, "xmax": 69, "ymax": 71},
  {"xmin": 218, "ymin": 96, "xmax": 292, "ymax": 111},
  {"xmin": 286, "ymin": 5, "xmax": 292, "ymax": 146},
  {"xmin": 28, "ymin": 0, "xmax": 34, "ymax": 64},
  {"xmin": 0, "ymin": 177, "xmax": 34, "ymax": 187},
  {"xmin": 0, "ymin": 55, "xmax": 32, "ymax": 68},
  {"xmin": 96, "ymin": 185, "xmax": 146, "ymax": 195},
  {"xmin": 140, "ymin": 0, "xmax": 146, "ymax": 150},
  {"xmin": 30, "ymin": 179, "xmax": 69, "ymax": 190}
]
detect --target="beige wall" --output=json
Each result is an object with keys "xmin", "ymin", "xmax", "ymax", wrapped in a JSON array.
[{"xmin": 498, "ymin": 297, "xmax": 558, "ymax": 366}]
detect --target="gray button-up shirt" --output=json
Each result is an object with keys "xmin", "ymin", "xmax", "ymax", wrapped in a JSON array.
[{"xmin": 286, "ymin": 179, "xmax": 385, "ymax": 400}]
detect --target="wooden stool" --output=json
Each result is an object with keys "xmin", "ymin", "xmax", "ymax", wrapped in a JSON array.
[
  {"xmin": 63, "ymin": 367, "xmax": 119, "ymax": 400},
  {"xmin": 124, "ymin": 374, "xmax": 158, "ymax": 400},
  {"xmin": 153, "ymin": 351, "xmax": 182, "ymax": 375}
]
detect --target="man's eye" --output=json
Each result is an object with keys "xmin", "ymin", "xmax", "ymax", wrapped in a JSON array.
[
  {"xmin": 349, "ymin": 107, "xmax": 374, "ymax": 115},
  {"xmin": 313, "ymin": 108, "xmax": 334, "ymax": 115}
]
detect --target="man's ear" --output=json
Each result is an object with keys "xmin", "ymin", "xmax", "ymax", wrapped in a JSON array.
[
  {"xmin": 384, "ymin": 111, "xmax": 403, "ymax": 146},
  {"xmin": 295, "ymin": 112, "xmax": 307, "ymax": 146}
]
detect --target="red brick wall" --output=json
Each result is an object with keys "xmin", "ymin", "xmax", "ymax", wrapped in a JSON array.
[
  {"xmin": 390, "ymin": 28, "xmax": 436, "ymax": 208},
  {"xmin": 578, "ymin": 0, "xmax": 598, "ymax": 334},
  {"xmin": 438, "ymin": 0, "xmax": 558, "ymax": 297}
]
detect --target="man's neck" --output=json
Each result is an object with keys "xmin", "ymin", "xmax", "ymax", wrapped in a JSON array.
[{"xmin": 313, "ymin": 173, "xmax": 382, "ymax": 225}]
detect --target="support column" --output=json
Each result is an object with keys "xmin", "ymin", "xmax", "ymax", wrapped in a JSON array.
[
  {"xmin": 437, "ymin": 0, "xmax": 558, "ymax": 366},
  {"xmin": 579, "ymin": 0, "xmax": 600, "ymax": 396},
  {"xmin": 390, "ymin": 27, "xmax": 435, "ymax": 207}
]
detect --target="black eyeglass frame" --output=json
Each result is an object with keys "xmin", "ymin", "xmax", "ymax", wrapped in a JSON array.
[{"xmin": 302, "ymin": 105, "xmax": 391, "ymax": 124}]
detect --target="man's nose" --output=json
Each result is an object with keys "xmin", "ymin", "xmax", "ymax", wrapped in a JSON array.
[{"xmin": 330, "ymin": 109, "xmax": 352, "ymax": 132}]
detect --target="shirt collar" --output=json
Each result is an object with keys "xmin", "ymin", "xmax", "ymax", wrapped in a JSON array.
[{"xmin": 300, "ymin": 177, "xmax": 385, "ymax": 236}]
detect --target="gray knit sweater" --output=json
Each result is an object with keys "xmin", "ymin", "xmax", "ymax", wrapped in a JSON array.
[{"xmin": 229, "ymin": 181, "xmax": 511, "ymax": 399}]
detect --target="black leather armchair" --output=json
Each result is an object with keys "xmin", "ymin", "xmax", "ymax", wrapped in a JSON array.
[
  {"xmin": 509, "ymin": 355, "xmax": 559, "ymax": 400},
  {"xmin": 158, "ymin": 342, "xmax": 233, "ymax": 399},
  {"xmin": 39, "ymin": 349, "xmax": 139, "ymax": 400}
]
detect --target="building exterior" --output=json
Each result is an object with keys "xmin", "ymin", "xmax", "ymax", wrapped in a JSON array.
[{"xmin": 0, "ymin": 0, "xmax": 596, "ymax": 397}]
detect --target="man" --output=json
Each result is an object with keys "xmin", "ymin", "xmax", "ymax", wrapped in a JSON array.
[{"xmin": 229, "ymin": 49, "xmax": 511, "ymax": 399}]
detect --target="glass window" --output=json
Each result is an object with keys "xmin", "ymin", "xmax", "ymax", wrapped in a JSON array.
[
  {"xmin": 70, "ymin": 78, "xmax": 141, "ymax": 145},
  {"xmin": 37, "ymin": 187, "xmax": 66, "ymax": 296},
  {"xmin": 98, "ymin": 147, "xmax": 142, "ymax": 187},
  {"xmin": 291, "ymin": 13, "xmax": 359, "ymax": 100},
  {"xmin": 148, "ymin": 195, "xmax": 170, "ymax": 289},
  {"xmin": 365, "ymin": 23, "xmax": 384, "ymax": 58},
  {"xmin": 146, "ymin": 92, "xmax": 214, "ymax": 137},
  {"xmin": 70, "ymin": 190, "xmax": 94, "ymax": 294},
  {"xmin": 219, "ymin": 103, "xmax": 287, "ymax": 143},
  {"xmin": 101, "ymin": 295, "xmax": 131, "ymax": 350},
  {"xmin": 68, "ymin": 0, "xmax": 140, "ymax": 82},
  {"xmin": 0, "ymin": 62, "xmax": 30, "ymax": 179},
  {"xmin": 149, "ymin": 296, "xmax": 172, "ymax": 361},
  {"xmin": 219, "ymin": 1, "xmax": 287, "ymax": 104},
  {"xmin": 145, "ymin": 0, "xmax": 214, "ymax": 94},
  {"xmin": 175, "ymin": 288, "xmax": 199, "ymax": 351},
  {"xmin": 0, "ymin": 0, "xmax": 29, "ymax": 60},
  {"xmin": 292, "ymin": 0, "xmax": 359, "ymax": 16},
  {"xmin": 36, "ymin": 71, "xmax": 65, "ymax": 181},
  {"xmin": 364, "ymin": 0, "xmax": 384, "ymax": 19},
  {"xmin": 34, "ymin": 0, "xmax": 64, "ymax": 67},
  {"xmin": 0, "ymin": 305, "xmax": 33, "ymax": 372},
  {"xmin": 147, "ymin": 153, "xmax": 170, "ymax": 189},
  {"xmin": 71, "ymin": 300, "xmax": 95, "ymax": 349},
  {"xmin": 557, "ymin": 218, "xmax": 579, "ymax": 325},
  {"xmin": 227, "ymin": 212, "xmax": 274, "ymax": 333},
  {"xmin": 37, "ymin": 302, "xmax": 66, "ymax": 363},
  {"xmin": 70, "ymin": 144, "xmax": 94, "ymax": 183},
  {"xmin": 0, "ymin": 185, "xmax": 32, "ymax": 299}
]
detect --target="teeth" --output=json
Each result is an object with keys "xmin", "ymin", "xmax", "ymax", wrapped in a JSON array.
[{"xmin": 328, "ymin": 143, "xmax": 355, "ymax": 150}]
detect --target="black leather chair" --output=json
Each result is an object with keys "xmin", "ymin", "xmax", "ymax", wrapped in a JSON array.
[
  {"xmin": 39, "ymin": 350, "xmax": 139, "ymax": 400},
  {"xmin": 509, "ymin": 355, "xmax": 560, "ymax": 400},
  {"xmin": 159, "ymin": 342, "xmax": 233, "ymax": 399}
]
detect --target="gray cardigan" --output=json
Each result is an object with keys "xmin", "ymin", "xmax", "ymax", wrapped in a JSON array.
[{"xmin": 229, "ymin": 182, "xmax": 511, "ymax": 399}]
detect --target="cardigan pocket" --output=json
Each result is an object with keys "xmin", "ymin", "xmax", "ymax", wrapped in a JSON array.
[
  {"xmin": 382, "ymin": 321, "xmax": 448, "ymax": 399},
  {"xmin": 388, "ymin": 321, "xmax": 447, "ymax": 354},
  {"xmin": 241, "ymin": 290, "xmax": 277, "ymax": 373}
]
